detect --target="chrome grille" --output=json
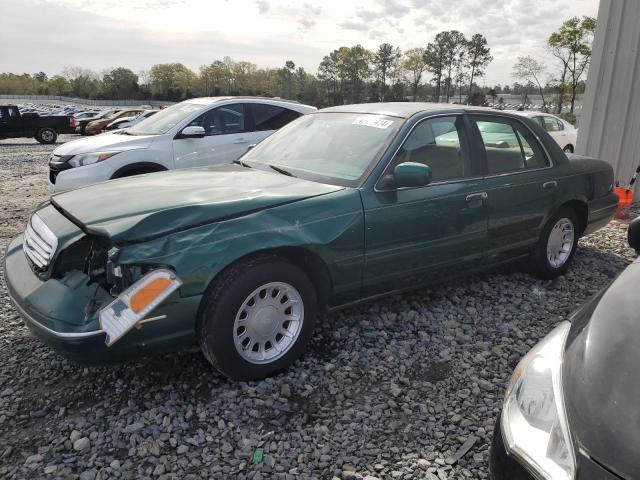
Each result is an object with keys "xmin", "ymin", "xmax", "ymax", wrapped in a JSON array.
[{"xmin": 23, "ymin": 214, "xmax": 58, "ymax": 270}]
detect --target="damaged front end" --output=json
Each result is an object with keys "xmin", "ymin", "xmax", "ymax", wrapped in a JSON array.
[{"xmin": 4, "ymin": 203, "xmax": 194, "ymax": 364}]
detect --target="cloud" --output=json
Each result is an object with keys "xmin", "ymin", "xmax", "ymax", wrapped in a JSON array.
[
  {"xmin": 0, "ymin": 0, "xmax": 600, "ymax": 85},
  {"xmin": 256, "ymin": 0, "xmax": 270, "ymax": 14}
]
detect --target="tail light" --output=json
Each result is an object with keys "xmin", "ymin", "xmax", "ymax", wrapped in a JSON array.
[{"xmin": 69, "ymin": 116, "xmax": 77, "ymax": 128}]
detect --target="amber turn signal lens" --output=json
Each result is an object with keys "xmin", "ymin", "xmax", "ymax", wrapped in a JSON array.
[{"xmin": 130, "ymin": 277, "xmax": 173, "ymax": 313}]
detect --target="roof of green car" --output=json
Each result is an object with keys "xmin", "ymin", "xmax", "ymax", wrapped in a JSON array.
[{"xmin": 319, "ymin": 102, "xmax": 498, "ymax": 119}]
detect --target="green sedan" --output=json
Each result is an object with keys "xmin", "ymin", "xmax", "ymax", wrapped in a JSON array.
[{"xmin": 4, "ymin": 103, "xmax": 618, "ymax": 380}]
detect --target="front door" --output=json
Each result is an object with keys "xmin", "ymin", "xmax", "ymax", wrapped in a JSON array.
[
  {"xmin": 470, "ymin": 114, "xmax": 557, "ymax": 260},
  {"xmin": 361, "ymin": 114, "xmax": 489, "ymax": 296},
  {"xmin": 173, "ymin": 103, "xmax": 253, "ymax": 168}
]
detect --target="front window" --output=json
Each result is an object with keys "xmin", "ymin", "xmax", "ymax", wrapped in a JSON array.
[
  {"xmin": 189, "ymin": 104, "xmax": 246, "ymax": 136},
  {"xmin": 241, "ymin": 112, "xmax": 402, "ymax": 187},
  {"xmin": 127, "ymin": 102, "xmax": 205, "ymax": 135},
  {"xmin": 393, "ymin": 116, "xmax": 471, "ymax": 182}
]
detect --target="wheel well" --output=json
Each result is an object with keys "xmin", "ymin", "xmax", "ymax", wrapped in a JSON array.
[
  {"xmin": 111, "ymin": 162, "xmax": 167, "ymax": 179},
  {"xmin": 208, "ymin": 247, "xmax": 333, "ymax": 309},
  {"xmin": 561, "ymin": 200, "xmax": 588, "ymax": 235}
]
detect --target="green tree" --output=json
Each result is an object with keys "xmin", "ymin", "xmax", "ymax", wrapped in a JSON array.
[
  {"xmin": 373, "ymin": 43, "xmax": 401, "ymax": 101},
  {"xmin": 340, "ymin": 45, "xmax": 373, "ymax": 104},
  {"xmin": 465, "ymin": 34, "xmax": 492, "ymax": 100},
  {"xmin": 401, "ymin": 48, "xmax": 428, "ymax": 101},
  {"xmin": 47, "ymin": 75, "xmax": 72, "ymax": 96},
  {"xmin": 318, "ymin": 50, "xmax": 341, "ymax": 105},
  {"xmin": 149, "ymin": 63, "xmax": 197, "ymax": 100},
  {"xmin": 547, "ymin": 16, "xmax": 596, "ymax": 113},
  {"xmin": 102, "ymin": 67, "xmax": 139, "ymax": 99},
  {"xmin": 424, "ymin": 31, "xmax": 466, "ymax": 102}
]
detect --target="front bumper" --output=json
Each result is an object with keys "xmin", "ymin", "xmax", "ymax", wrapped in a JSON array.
[
  {"xmin": 490, "ymin": 412, "xmax": 623, "ymax": 480},
  {"xmin": 49, "ymin": 160, "xmax": 116, "ymax": 192},
  {"xmin": 4, "ymin": 235, "xmax": 199, "ymax": 364}
]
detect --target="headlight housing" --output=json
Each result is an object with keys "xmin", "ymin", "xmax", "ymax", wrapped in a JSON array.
[
  {"xmin": 68, "ymin": 151, "xmax": 121, "ymax": 167},
  {"xmin": 501, "ymin": 321, "xmax": 575, "ymax": 480}
]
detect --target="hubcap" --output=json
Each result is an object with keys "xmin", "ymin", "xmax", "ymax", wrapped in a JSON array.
[
  {"xmin": 546, "ymin": 218, "xmax": 575, "ymax": 268},
  {"xmin": 42, "ymin": 130, "xmax": 54, "ymax": 141},
  {"xmin": 233, "ymin": 282, "xmax": 304, "ymax": 364}
]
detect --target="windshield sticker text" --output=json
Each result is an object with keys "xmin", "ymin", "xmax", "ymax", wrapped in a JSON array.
[{"xmin": 352, "ymin": 116, "xmax": 394, "ymax": 129}]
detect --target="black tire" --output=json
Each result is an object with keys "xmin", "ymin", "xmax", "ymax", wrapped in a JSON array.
[
  {"xmin": 35, "ymin": 128, "xmax": 57, "ymax": 144},
  {"xmin": 529, "ymin": 206, "xmax": 579, "ymax": 279},
  {"xmin": 563, "ymin": 145, "xmax": 574, "ymax": 153},
  {"xmin": 198, "ymin": 256, "xmax": 318, "ymax": 381},
  {"xmin": 79, "ymin": 124, "xmax": 87, "ymax": 135}
]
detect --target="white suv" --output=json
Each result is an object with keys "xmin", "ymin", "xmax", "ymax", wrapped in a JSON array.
[{"xmin": 48, "ymin": 97, "xmax": 316, "ymax": 191}]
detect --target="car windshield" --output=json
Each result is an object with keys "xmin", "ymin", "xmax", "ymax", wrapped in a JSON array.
[
  {"xmin": 127, "ymin": 102, "xmax": 204, "ymax": 135},
  {"xmin": 242, "ymin": 112, "xmax": 402, "ymax": 187}
]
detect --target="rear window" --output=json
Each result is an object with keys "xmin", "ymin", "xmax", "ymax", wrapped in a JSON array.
[{"xmin": 251, "ymin": 104, "xmax": 301, "ymax": 131}]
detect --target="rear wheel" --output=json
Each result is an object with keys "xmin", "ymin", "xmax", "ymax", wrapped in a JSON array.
[
  {"xmin": 198, "ymin": 256, "xmax": 317, "ymax": 381},
  {"xmin": 563, "ymin": 145, "xmax": 574, "ymax": 153},
  {"xmin": 35, "ymin": 128, "xmax": 57, "ymax": 144},
  {"xmin": 529, "ymin": 207, "xmax": 579, "ymax": 279}
]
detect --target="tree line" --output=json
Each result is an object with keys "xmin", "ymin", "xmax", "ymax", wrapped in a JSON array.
[{"xmin": 0, "ymin": 17, "xmax": 594, "ymax": 116}]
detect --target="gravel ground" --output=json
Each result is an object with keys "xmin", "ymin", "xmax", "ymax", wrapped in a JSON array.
[{"xmin": 0, "ymin": 136, "xmax": 637, "ymax": 480}]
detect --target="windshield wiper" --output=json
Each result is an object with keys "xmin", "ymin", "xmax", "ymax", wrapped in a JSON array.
[
  {"xmin": 268, "ymin": 164, "xmax": 296, "ymax": 177},
  {"xmin": 233, "ymin": 159, "xmax": 251, "ymax": 168}
]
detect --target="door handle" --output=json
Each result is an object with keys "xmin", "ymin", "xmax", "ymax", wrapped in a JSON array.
[
  {"xmin": 234, "ymin": 139, "xmax": 250, "ymax": 144},
  {"xmin": 466, "ymin": 192, "xmax": 488, "ymax": 203},
  {"xmin": 543, "ymin": 181, "xmax": 558, "ymax": 189}
]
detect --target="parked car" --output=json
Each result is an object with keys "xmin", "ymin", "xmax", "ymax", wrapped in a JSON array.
[
  {"xmin": 73, "ymin": 111, "xmax": 99, "ymax": 120},
  {"xmin": 48, "ymin": 97, "xmax": 316, "ymax": 191},
  {"xmin": 0, "ymin": 105, "xmax": 75, "ymax": 144},
  {"xmin": 105, "ymin": 110, "xmax": 158, "ymax": 131},
  {"xmin": 490, "ymin": 215, "xmax": 640, "ymax": 480},
  {"xmin": 75, "ymin": 109, "xmax": 123, "ymax": 135},
  {"xmin": 512, "ymin": 111, "xmax": 578, "ymax": 153},
  {"xmin": 5, "ymin": 103, "xmax": 617, "ymax": 381},
  {"xmin": 84, "ymin": 108, "xmax": 145, "ymax": 135}
]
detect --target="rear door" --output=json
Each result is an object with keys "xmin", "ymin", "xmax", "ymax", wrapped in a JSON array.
[
  {"xmin": 361, "ymin": 114, "xmax": 489, "ymax": 295},
  {"xmin": 173, "ymin": 103, "xmax": 251, "ymax": 168},
  {"xmin": 470, "ymin": 114, "xmax": 557, "ymax": 260}
]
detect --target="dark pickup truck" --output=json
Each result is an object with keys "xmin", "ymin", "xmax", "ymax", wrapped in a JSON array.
[{"xmin": 0, "ymin": 105, "xmax": 75, "ymax": 144}]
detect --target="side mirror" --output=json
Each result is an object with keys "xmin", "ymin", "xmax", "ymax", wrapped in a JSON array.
[
  {"xmin": 178, "ymin": 126, "xmax": 205, "ymax": 139},
  {"xmin": 393, "ymin": 162, "xmax": 432, "ymax": 188},
  {"xmin": 628, "ymin": 216, "xmax": 640, "ymax": 254}
]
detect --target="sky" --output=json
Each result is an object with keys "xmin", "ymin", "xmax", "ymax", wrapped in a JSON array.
[{"xmin": 0, "ymin": 0, "xmax": 600, "ymax": 86}]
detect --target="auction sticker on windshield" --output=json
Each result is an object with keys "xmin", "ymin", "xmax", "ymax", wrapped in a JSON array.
[{"xmin": 352, "ymin": 116, "xmax": 394, "ymax": 129}]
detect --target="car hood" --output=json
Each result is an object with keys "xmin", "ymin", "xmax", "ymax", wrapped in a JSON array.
[
  {"xmin": 52, "ymin": 132, "xmax": 155, "ymax": 156},
  {"xmin": 563, "ymin": 259, "xmax": 640, "ymax": 480},
  {"xmin": 50, "ymin": 165, "xmax": 344, "ymax": 243}
]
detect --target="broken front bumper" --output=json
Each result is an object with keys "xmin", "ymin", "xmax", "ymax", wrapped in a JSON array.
[{"xmin": 3, "ymin": 235, "xmax": 200, "ymax": 364}]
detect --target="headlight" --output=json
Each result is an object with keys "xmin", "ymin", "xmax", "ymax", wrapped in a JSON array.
[
  {"xmin": 501, "ymin": 322, "xmax": 575, "ymax": 480},
  {"xmin": 68, "ymin": 151, "xmax": 121, "ymax": 167}
]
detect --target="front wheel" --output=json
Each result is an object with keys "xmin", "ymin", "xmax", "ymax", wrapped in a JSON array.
[
  {"xmin": 35, "ymin": 128, "xmax": 57, "ymax": 144},
  {"xmin": 198, "ymin": 256, "xmax": 317, "ymax": 381},
  {"xmin": 529, "ymin": 207, "xmax": 579, "ymax": 279},
  {"xmin": 563, "ymin": 145, "xmax": 574, "ymax": 154}
]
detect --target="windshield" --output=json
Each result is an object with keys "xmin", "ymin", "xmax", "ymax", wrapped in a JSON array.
[
  {"xmin": 242, "ymin": 112, "xmax": 402, "ymax": 187},
  {"xmin": 127, "ymin": 102, "xmax": 204, "ymax": 135}
]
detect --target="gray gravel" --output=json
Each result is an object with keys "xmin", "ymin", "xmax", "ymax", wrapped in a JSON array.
[{"xmin": 0, "ymin": 136, "xmax": 637, "ymax": 479}]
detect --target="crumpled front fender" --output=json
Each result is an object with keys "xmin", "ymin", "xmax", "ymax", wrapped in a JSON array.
[{"xmin": 114, "ymin": 189, "xmax": 365, "ymax": 302}]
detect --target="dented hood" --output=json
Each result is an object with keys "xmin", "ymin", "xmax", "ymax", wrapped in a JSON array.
[{"xmin": 50, "ymin": 165, "xmax": 343, "ymax": 243}]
